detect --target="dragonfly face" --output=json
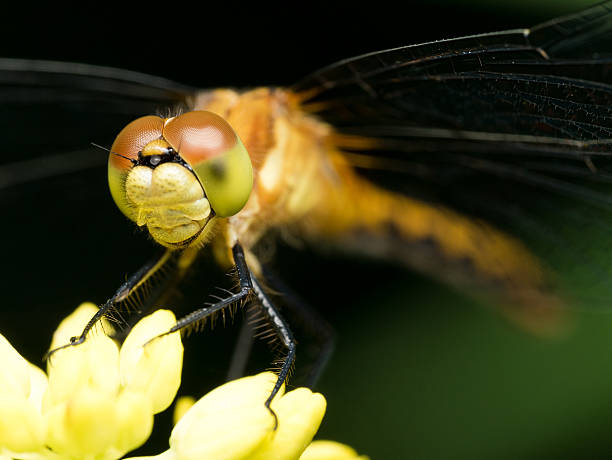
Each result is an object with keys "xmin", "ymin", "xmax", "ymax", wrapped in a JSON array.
[
  {"xmin": 5, "ymin": 2, "xmax": 612, "ymax": 458},
  {"xmin": 108, "ymin": 111, "xmax": 253, "ymax": 248}
]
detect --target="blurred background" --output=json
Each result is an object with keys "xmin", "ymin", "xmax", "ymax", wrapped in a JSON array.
[{"xmin": 1, "ymin": 0, "xmax": 612, "ymax": 459}]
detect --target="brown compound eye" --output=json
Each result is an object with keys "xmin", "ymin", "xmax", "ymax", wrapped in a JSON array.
[
  {"xmin": 163, "ymin": 111, "xmax": 253, "ymax": 217},
  {"xmin": 108, "ymin": 115, "xmax": 165, "ymax": 220},
  {"xmin": 109, "ymin": 115, "xmax": 165, "ymax": 171},
  {"xmin": 163, "ymin": 111, "xmax": 237, "ymax": 166}
]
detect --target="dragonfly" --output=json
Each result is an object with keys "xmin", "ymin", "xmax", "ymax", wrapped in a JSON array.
[{"xmin": 3, "ymin": 0, "xmax": 612, "ymax": 455}]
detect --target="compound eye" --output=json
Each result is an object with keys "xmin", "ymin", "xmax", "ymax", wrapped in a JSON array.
[
  {"xmin": 108, "ymin": 115, "xmax": 165, "ymax": 219},
  {"xmin": 164, "ymin": 111, "xmax": 236, "ymax": 164},
  {"xmin": 164, "ymin": 111, "xmax": 253, "ymax": 217},
  {"xmin": 109, "ymin": 115, "xmax": 165, "ymax": 171}
]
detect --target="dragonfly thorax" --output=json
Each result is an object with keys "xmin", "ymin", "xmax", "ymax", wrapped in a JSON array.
[{"xmin": 125, "ymin": 162, "xmax": 212, "ymax": 248}]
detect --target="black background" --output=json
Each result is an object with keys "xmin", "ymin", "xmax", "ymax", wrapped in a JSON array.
[{"xmin": 4, "ymin": 2, "xmax": 543, "ymax": 87}]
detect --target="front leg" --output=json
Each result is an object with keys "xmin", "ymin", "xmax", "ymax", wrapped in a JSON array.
[
  {"xmin": 45, "ymin": 248, "xmax": 173, "ymax": 360},
  {"xmin": 149, "ymin": 243, "xmax": 296, "ymax": 428},
  {"xmin": 158, "ymin": 244, "xmax": 253, "ymax": 336}
]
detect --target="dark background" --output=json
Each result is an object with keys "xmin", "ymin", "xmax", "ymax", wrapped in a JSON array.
[
  {"xmin": 2, "ymin": 1, "xmax": 612, "ymax": 459},
  {"xmin": 2, "ymin": 1, "xmax": 565, "ymax": 87}
]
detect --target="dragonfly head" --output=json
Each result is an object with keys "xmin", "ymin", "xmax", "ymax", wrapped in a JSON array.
[{"xmin": 108, "ymin": 111, "xmax": 253, "ymax": 248}]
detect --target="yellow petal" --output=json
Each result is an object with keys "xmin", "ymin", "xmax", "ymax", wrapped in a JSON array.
[
  {"xmin": 250, "ymin": 388, "xmax": 327, "ymax": 460},
  {"xmin": 119, "ymin": 309, "xmax": 183, "ymax": 413},
  {"xmin": 170, "ymin": 373, "xmax": 279, "ymax": 460},
  {"xmin": 173, "ymin": 396, "xmax": 196, "ymax": 426},
  {"xmin": 299, "ymin": 440, "xmax": 370, "ymax": 460},
  {"xmin": 0, "ymin": 450, "xmax": 64, "ymax": 460},
  {"xmin": 0, "ymin": 333, "xmax": 33, "ymax": 397},
  {"xmin": 45, "ymin": 303, "xmax": 120, "ymax": 408},
  {"xmin": 179, "ymin": 372, "xmax": 284, "ymax": 416},
  {"xmin": 0, "ymin": 393, "xmax": 46, "ymax": 453},
  {"xmin": 0, "ymin": 334, "xmax": 48, "ymax": 453},
  {"xmin": 46, "ymin": 387, "xmax": 117, "ymax": 458},
  {"xmin": 114, "ymin": 390, "xmax": 154, "ymax": 453},
  {"xmin": 27, "ymin": 364, "xmax": 48, "ymax": 411},
  {"xmin": 174, "ymin": 405, "xmax": 273, "ymax": 460},
  {"xmin": 44, "ymin": 333, "xmax": 119, "ymax": 408}
]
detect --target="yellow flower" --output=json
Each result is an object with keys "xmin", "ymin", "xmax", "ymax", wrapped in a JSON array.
[
  {"xmin": 0, "ymin": 304, "xmax": 367, "ymax": 460},
  {"xmin": 0, "ymin": 303, "xmax": 183, "ymax": 460},
  {"xmin": 127, "ymin": 374, "xmax": 368, "ymax": 460},
  {"xmin": 0, "ymin": 334, "xmax": 47, "ymax": 454},
  {"xmin": 127, "ymin": 372, "xmax": 326, "ymax": 460},
  {"xmin": 299, "ymin": 441, "xmax": 370, "ymax": 460}
]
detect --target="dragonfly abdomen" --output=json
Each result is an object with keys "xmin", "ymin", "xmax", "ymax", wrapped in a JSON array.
[{"xmin": 305, "ymin": 158, "xmax": 566, "ymax": 333}]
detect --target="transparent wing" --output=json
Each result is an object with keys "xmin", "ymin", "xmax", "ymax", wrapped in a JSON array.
[
  {"xmin": 292, "ymin": 1, "xmax": 612, "ymax": 310},
  {"xmin": 0, "ymin": 58, "xmax": 195, "ymax": 187},
  {"xmin": 293, "ymin": 1, "xmax": 612, "ymax": 142}
]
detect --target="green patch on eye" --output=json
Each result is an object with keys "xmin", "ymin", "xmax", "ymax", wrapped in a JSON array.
[
  {"xmin": 108, "ymin": 164, "xmax": 135, "ymax": 222},
  {"xmin": 194, "ymin": 138, "xmax": 253, "ymax": 217}
]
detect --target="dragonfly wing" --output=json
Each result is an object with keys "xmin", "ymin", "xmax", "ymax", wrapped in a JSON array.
[
  {"xmin": 292, "ymin": 1, "xmax": 612, "ymax": 154},
  {"xmin": 291, "ymin": 1, "xmax": 612, "ymax": 320},
  {"xmin": 0, "ymin": 58, "xmax": 196, "ymax": 188}
]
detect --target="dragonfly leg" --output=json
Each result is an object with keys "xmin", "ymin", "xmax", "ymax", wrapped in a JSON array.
[
  {"xmin": 261, "ymin": 266, "xmax": 335, "ymax": 388},
  {"xmin": 44, "ymin": 248, "xmax": 173, "ymax": 360},
  {"xmin": 225, "ymin": 266, "xmax": 332, "ymax": 388},
  {"xmin": 149, "ymin": 243, "xmax": 296, "ymax": 429},
  {"xmin": 249, "ymin": 273, "xmax": 297, "ymax": 421},
  {"xmin": 156, "ymin": 244, "xmax": 253, "ymax": 337}
]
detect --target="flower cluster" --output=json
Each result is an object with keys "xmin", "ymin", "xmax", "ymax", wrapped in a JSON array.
[
  {"xmin": 0, "ymin": 303, "xmax": 367, "ymax": 460},
  {"xmin": 0, "ymin": 303, "xmax": 182, "ymax": 460}
]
